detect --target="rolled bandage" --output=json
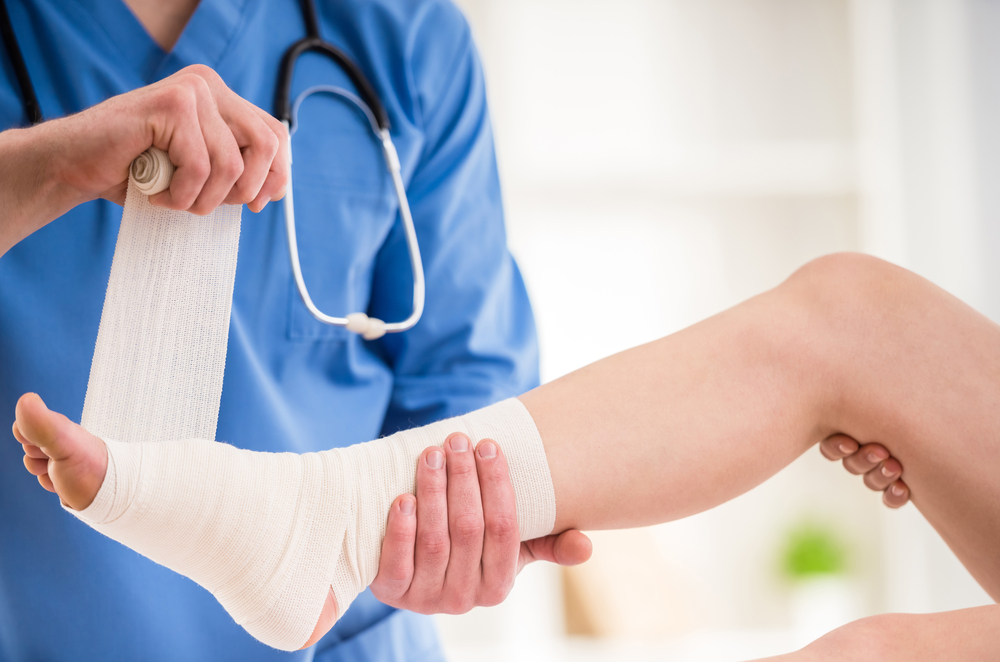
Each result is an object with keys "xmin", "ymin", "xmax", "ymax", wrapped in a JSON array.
[
  {"xmin": 74, "ymin": 397, "xmax": 556, "ymax": 650},
  {"xmin": 129, "ymin": 147, "xmax": 175, "ymax": 195}
]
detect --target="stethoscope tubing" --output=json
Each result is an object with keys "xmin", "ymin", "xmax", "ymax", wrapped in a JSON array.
[{"xmin": 281, "ymin": 85, "xmax": 425, "ymax": 335}]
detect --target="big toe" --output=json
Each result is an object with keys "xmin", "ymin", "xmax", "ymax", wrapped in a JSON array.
[
  {"xmin": 15, "ymin": 393, "xmax": 107, "ymax": 510},
  {"xmin": 15, "ymin": 393, "xmax": 63, "ymax": 453}
]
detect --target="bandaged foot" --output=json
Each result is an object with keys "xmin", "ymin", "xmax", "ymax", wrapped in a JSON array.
[{"xmin": 13, "ymin": 393, "xmax": 555, "ymax": 651}]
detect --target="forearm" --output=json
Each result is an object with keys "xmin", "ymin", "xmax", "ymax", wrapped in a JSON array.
[{"xmin": 0, "ymin": 122, "xmax": 86, "ymax": 256}]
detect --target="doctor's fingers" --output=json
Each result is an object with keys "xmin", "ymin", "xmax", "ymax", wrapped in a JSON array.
[
  {"xmin": 842, "ymin": 442, "xmax": 890, "ymax": 476},
  {"xmin": 180, "ymin": 66, "xmax": 288, "ymax": 211},
  {"xmin": 863, "ymin": 456, "xmax": 903, "ymax": 492},
  {"xmin": 407, "ymin": 446, "xmax": 452, "ymax": 605},
  {"xmin": 187, "ymin": 87, "xmax": 246, "ymax": 215},
  {"xmin": 883, "ymin": 479, "xmax": 910, "ymax": 509},
  {"xmin": 474, "ymin": 439, "xmax": 519, "ymax": 607},
  {"xmin": 437, "ymin": 434, "xmax": 487, "ymax": 613},
  {"xmin": 142, "ymin": 65, "xmax": 276, "ymax": 214},
  {"xmin": 819, "ymin": 435, "xmax": 897, "ymax": 476},
  {"xmin": 242, "ymin": 101, "xmax": 289, "ymax": 212},
  {"xmin": 818, "ymin": 434, "xmax": 859, "ymax": 461},
  {"xmin": 518, "ymin": 530, "xmax": 594, "ymax": 575},
  {"xmin": 865, "ymin": 459, "xmax": 911, "ymax": 508},
  {"xmin": 144, "ymin": 70, "xmax": 243, "ymax": 214},
  {"xmin": 371, "ymin": 494, "xmax": 417, "ymax": 602},
  {"xmin": 217, "ymin": 96, "xmax": 288, "ymax": 211}
]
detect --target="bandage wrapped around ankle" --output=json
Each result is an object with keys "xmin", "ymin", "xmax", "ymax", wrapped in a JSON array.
[
  {"xmin": 71, "ymin": 151, "xmax": 557, "ymax": 650},
  {"xmin": 74, "ymin": 399, "xmax": 554, "ymax": 650}
]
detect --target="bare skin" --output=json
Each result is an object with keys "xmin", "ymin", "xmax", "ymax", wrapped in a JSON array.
[
  {"xmin": 17, "ymin": 253, "xmax": 979, "ymax": 656},
  {"xmin": 124, "ymin": 0, "xmax": 201, "ymax": 51},
  {"xmin": 753, "ymin": 606, "xmax": 1000, "ymax": 661}
]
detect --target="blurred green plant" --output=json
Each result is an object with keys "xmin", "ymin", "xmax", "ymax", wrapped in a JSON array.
[{"xmin": 780, "ymin": 521, "xmax": 847, "ymax": 581}]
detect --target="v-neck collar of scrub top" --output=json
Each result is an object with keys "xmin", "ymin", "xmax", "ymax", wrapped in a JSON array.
[{"xmin": 69, "ymin": 0, "xmax": 252, "ymax": 83}]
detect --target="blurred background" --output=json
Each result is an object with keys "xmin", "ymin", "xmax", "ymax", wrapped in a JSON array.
[{"xmin": 434, "ymin": 0, "xmax": 1000, "ymax": 660}]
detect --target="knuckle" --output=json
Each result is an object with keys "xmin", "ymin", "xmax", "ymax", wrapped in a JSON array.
[
  {"xmin": 188, "ymin": 202, "xmax": 214, "ymax": 216},
  {"xmin": 453, "ymin": 595, "xmax": 475, "ymax": 614},
  {"xmin": 184, "ymin": 63, "xmax": 218, "ymax": 84},
  {"xmin": 273, "ymin": 151, "xmax": 290, "ymax": 180},
  {"xmin": 443, "ymin": 593, "xmax": 474, "ymax": 615},
  {"xmin": 481, "ymin": 583, "xmax": 512, "ymax": 607},
  {"xmin": 450, "ymin": 456, "xmax": 476, "ymax": 473},
  {"xmin": 383, "ymin": 564, "xmax": 411, "ymax": 584},
  {"xmin": 486, "ymin": 514, "xmax": 518, "ymax": 542},
  {"xmin": 420, "ymin": 472, "xmax": 447, "ymax": 497},
  {"xmin": 452, "ymin": 512, "xmax": 484, "ymax": 542},
  {"xmin": 177, "ymin": 71, "xmax": 212, "ymax": 97},
  {"xmin": 222, "ymin": 152, "xmax": 244, "ymax": 181},
  {"xmin": 275, "ymin": 119, "xmax": 290, "ymax": 143},
  {"xmin": 188, "ymin": 159, "xmax": 211, "ymax": 183},
  {"xmin": 158, "ymin": 84, "xmax": 197, "ymax": 116},
  {"xmin": 259, "ymin": 127, "xmax": 280, "ymax": 157},
  {"xmin": 389, "ymin": 525, "xmax": 415, "ymax": 547},
  {"xmin": 418, "ymin": 530, "xmax": 450, "ymax": 559}
]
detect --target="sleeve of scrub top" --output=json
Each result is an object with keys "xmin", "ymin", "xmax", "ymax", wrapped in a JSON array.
[{"xmin": 368, "ymin": 4, "xmax": 541, "ymax": 435}]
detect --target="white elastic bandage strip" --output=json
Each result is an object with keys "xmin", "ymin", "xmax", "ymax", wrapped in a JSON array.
[
  {"xmin": 72, "ymin": 153, "xmax": 557, "ymax": 651},
  {"xmin": 81, "ymin": 168, "xmax": 241, "ymax": 443}
]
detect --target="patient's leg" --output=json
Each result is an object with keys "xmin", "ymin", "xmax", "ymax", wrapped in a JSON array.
[{"xmin": 525, "ymin": 252, "xmax": 1000, "ymax": 598}]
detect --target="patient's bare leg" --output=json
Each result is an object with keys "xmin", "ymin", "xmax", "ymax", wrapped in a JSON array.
[{"xmin": 525, "ymin": 253, "xmax": 1000, "ymax": 599}]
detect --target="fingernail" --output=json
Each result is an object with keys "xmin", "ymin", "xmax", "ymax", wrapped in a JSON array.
[
  {"xmin": 400, "ymin": 498, "xmax": 414, "ymax": 516},
  {"xmin": 838, "ymin": 442, "xmax": 852, "ymax": 454},
  {"xmin": 867, "ymin": 452, "xmax": 882, "ymax": 463},
  {"xmin": 450, "ymin": 435, "xmax": 469, "ymax": 452},
  {"xmin": 882, "ymin": 465, "xmax": 894, "ymax": 477},
  {"xmin": 427, "ymin": 449, "xmax": 444, "ymax": 470},
  {"xmin": 891, "ymin": 484, "xmax": 904, "ymax": 496},
  {"xmin": 478, "ymin": 441, "xmax": 497, "ymax": 459}
]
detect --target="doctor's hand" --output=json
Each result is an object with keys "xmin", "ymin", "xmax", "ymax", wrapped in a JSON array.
[
  {"xmin": 371, "ymin": 433, "xmax": 592, "ymax": 615},
  {"xmin": 820, "ymin": 434, "xmax": 910, "ymax": 508},
  {"xmin": 0, "ymin": 64, "xmax": 288, "ymax": 256}
]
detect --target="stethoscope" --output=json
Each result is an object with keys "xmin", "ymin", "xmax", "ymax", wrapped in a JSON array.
[{"xmin": 0, "ymin": 0, "xmax": 424, "ymax": 341}]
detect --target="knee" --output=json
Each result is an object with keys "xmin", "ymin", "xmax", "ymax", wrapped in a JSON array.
[
  {"xmin": 780, "ymin": 252, "xmax": 919, "ymax": 331},
  {"xmin": 785, "ymin": 252, "xmax": 904, "ymax": 306}
]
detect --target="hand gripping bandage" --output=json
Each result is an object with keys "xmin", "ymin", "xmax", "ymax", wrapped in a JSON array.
[{"xmin": 70, "ymin": 149, "xmax": 557, "ymax": 650}]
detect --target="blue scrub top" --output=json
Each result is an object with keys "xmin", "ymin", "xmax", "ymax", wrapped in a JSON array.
[{"xmin": 0, "ymin": 0, "xmax": 539, "ymax": 660}]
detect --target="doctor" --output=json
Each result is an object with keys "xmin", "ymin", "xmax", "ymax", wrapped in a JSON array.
[{"xmin": 0, "ymin": 0, "xmax": 589, "ymax": 660}]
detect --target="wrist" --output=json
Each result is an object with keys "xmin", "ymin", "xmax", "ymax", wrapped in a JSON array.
[
  {"xmin": 0, "ymin": 121, "xmax": 91, "ymax": 255},
  {"xmin": 34, "ymin": 117, "xmax": 94, "ymax": 210}
]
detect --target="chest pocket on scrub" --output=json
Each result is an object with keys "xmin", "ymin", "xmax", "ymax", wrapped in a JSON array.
[{"xmin": 286, "ymin": 94, "xmax": 398, "ymax": 342}]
